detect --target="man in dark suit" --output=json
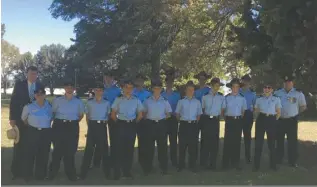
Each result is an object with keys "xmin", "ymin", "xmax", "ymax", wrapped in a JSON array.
[{"xmin": 9, "ymin": 66, "xmax": 42, "ymax": 179}]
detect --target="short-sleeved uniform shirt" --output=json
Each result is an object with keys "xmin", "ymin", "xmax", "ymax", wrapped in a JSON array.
[{"xmin": 52, "ymin": 96, "xmax": 85, "ymax": 120}]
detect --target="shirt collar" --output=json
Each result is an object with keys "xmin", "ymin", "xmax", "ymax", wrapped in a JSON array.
[
  {"xmin": 283, "ymin": 87, "xmax": 294, "ymax": 93},
  {"xmin": 185, "ymin": 96, "xmax": 195, "ymax": 100}
]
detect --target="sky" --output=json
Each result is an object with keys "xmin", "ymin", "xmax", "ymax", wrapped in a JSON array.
[{"xmin": 1, "ymin": 0, "xmax": 78, "ymax": 55}]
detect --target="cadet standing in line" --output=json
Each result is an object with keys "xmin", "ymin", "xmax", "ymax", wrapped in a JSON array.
[
  {"xmin": 9, "ymin": 66, "xmax": 43, "ymax": 180},
  {"xmin": 21, "ymin": 87, "xmax": 52, "ymax": 181},
  {"xmin": 80, "ymin": 82, "xmax": 111, "ymax": 180},
  {"xmin": 194, "ymin": 71, "xmax": 212, "ymax": 102},
  {"xmin": 161, "ymin": 70, "xmax": 181, "ymax": 167},
  {"xmin": 200, "ymin": 78, "xmax": 225, "ymax": 170},
  {"xmin": 96, "ymin": 71, "xmax": 121, "ymax": 170},
  {"xmin": 176, "ymin": 81, "xmax": 203, "ymax": 173},
  {"xmin": 222, "ymin": 78, "xmax": 247, "ymax": 171},
  {"xmin": 240, "ymin": 74, "xmax": 257, "ymax": 163},
  {"xmin": 253, "ymin": 82, "xmax": 281, "ymax": 171},
  {"xmin": 111, "ymin": 80, "xmax": 143, "ymax": 180},
  {"xmin": 274, "ymin": 75, "xmax": 307, "ymax": 167},
  {"xmin": 133, "ymin": 74, "xmax": 152, "ymax": 171},
  {"xmin": 48, "ymin": 81, "xmax": 85, "ymax": 181},
  {"xmin": 143, "ymin": 80, "xmax": 172, "ymax": 175}
]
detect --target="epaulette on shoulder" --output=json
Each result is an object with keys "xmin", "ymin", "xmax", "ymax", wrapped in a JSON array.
[
  {"xmin": 56, "ymin": 95, "xmax": 62, "ymax": 98},
  {"xmin": 204, "ymin": 92, "xmax": 209, "ymax": 96},
  {"xmin": 295, "ymin": 88, "xmax": 302, "ymax": 92},
  {"xmin": 250, "ymin": 88, "xmax": 255, "ymax": 92},
  {"xmin": 218, "ymin": 92, "xmax": 223, "ymax": 95},
  {"xmin": 225, "ymin": 93, "xmax": 230, "ymax": 97},
  {"xmin": 88, "ymin": 97, "xmax": 94, "ymax": 100},
  {"xmin": 75, "ymin": 95, "xmax": 80, "ymax": 99},
  {"xmin": 103, "ymin": 97, "xmax": 108, "ymax": 100},
  {"xmin": 272, "ymin": 94, "xmax": 278, "ymax": 97},
  {"xmin": 118, "ymin": 94, "xmax": 123, "ymax": 97},
  {"xmin": 239, "ymin": 93, "xmax": 244, "ymax": 97}
]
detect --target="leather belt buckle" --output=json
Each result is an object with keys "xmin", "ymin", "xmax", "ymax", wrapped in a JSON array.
[
  {"xmin": 127, "ymin": 120, "xmax": 133, "ymax": 123},
  {"xmin": 188, "ymin": 120, "xmax": 196, "ymax": 124},
  {"xmin": 37, "ymin": 128, "xmax": 42, "ymax": 130},
  {"xmin": 209, "ymin": 116, "xmax": 214, "ymax": 119},
  {"xmin": 97, "ymin": 120, "xmax": 101, "ymax": 123},
  {"xmin": 155, "ymin": 120, "xmax": 159, "ymax": 123}
]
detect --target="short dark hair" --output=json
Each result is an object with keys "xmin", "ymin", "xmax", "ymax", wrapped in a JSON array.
[{"xmin": 27, "ymin": 66, "xmax": 38, "ymax": 72}]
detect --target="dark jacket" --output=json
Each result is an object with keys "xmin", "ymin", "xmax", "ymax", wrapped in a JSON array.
[{"xmin": 9, "ymin": 80, "xmax": 43, "ymax": 121}]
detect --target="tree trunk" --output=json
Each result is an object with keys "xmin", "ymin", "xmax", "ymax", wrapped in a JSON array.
[{"xmin": 151, "ymin": 58, "xmax": 161, "ymax": 80}]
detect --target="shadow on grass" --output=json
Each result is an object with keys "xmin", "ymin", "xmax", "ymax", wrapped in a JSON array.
[{"xmin": 2, "ymin": 139, "xmax": 317, "ymax": 185}]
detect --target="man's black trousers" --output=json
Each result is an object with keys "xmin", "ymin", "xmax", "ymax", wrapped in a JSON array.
[
  {"xmin": 200, "ymin": 115, "xmax": 220, "ymax": 168},
  {"xmin": 48, "ymin": 119, "xmax": 79, "ymax": 180},
  {"xmin": 23, "ymin": 126, "xmax": 51, "ymax": 180},
  {"xmin": 276, "ymin": 116, "xmax": 298, "ymax": 165},
  {"xmin": 80, "ymin": 120, "xmax": 110, "ymax": 178},
  {"xmin": 222, "ymin": 117, "xmax": 242, "ymax": 169},
  {"xmin": 112, "ymin": 120, "xmax": 137, "ymax": 177},
  {"xmin": 166, "ymin": 116, "xmax": 178, "ymax": 166},
  {"xmin": 178, "ymin": 121, "xmax": 199, "ymax": 170},
  {"xmin": 143, "ymin": 119, "xmax": 168, "ymax": 173},
  {"xmin": 254, "ymin": 114, "xmax": 277, "ymax": 169}
]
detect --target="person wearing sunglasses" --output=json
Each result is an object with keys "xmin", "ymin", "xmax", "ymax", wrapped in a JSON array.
[
  {"xmin": 253, "ymin": 83, "xmax": 281, "ymax": 171},
  {"xmin": 21, "ymin": 86, "xmax": 52, "ymax": 181}
]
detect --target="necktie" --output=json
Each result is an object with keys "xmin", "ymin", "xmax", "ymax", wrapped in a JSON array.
[{"xmin": 29, "ymin": 83, "xmax": 35, "ymax": 101}]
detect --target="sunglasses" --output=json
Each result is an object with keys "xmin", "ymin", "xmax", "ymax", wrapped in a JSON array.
[{"xmin": 263, "ymin": 86, "xmax": 272, "ymax": 89}]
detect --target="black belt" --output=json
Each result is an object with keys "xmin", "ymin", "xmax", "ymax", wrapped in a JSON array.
[
  {"xmin": 204, "ymin": 115, "xmax": 220, "ymax": 119},
  {"xmin": 29, "ymin": 125, "xmax": 50, "ymax": 131},
  {"xmin": 226, "ymin": 116, "xmax": 242, "ymax": 120},
  {"xmin": 55, "ymin": 119, "xmax": 79, "ymax": 123},
  {"xmin": 90, "ymin": 120, "xmax": 108, "ymax": 124},
  {"xmin": 147, "ymin": 119, "xmax": 165, "ymax": 123},
  {"xmin": 180, "ymin": 120, "xmax": 197, "ymax": 124},
  {"xmin": 118, "ymin": 119, "xmax": 135, "ymax": 123},
  {"xmin": 259, "ymin": 113, "xmax": 276, "ymax": 117}
]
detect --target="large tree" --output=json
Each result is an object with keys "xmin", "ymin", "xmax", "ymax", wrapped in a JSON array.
[
  {"xmin": 1, "ymin": 24, "xmax": 20, "ymax": 95},
  {"xmin": 13, "ymin": 52, "xmax": 35, "ymax": 81},
  {"xmin": 35, "ymin": 44, "xmax": 67, "ymax": 95}
]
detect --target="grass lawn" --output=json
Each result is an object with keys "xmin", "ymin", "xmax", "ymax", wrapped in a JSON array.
[{"xmin": 1, "ymin": 105, "xmax": 317, "ymax": 185}]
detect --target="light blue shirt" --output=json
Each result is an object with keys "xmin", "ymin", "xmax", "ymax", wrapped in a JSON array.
[
  {"xmin": 274, "ymin": 88, "xmax": 306, "ymax": 118},
  {"xmin": 175, "ymin": 97, "xmax": 202, "ymax": 121},
  {"xmin": 133, "ymin": 88, "xmax": 152, "ymax": 103},
  {"xmin": 21, "ymin": 100, "xmax": 52, "ymax": 128},
  {"xmin": 255, "ymin": 95, "xmax": 282, "ymax": 115},
  {"xmin": 161, "ymin": 90, "xmax": 181, "ymax": 114},
  {"xmin": 86, "ymin": 98, "xmax": 111, "ymax": 120},
  {"xmin": 202, "ymin": 92, "xmax": 225, "ymax": 116},
  {"xmin": 112, "ymin": 95, "xmax": 144, "ymax": 120},
  {"xmin": 223, "ymin": 93, "xmax": 247, "ymax": 116},
  {"xmin": 240, "ymin": 88, "xmax": 257, "ymax": 111},
  {"xmin": 103, "ymin": 83, "xmax": 121, "ymax": 105},
  {"xmin": 144, "ymin": 96, "xmax": 172, "ymax": 120},
  {"xmin": 195, "ymin": 86, "xmax": 211, "ymax": 103},
  {"xmin": 52, "ymin": 96, "xmax": 85, "ymax": 120}
]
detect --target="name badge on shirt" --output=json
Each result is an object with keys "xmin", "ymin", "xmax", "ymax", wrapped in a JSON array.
[{"xmin": 287, "ymin": 97, "xmax": 297, "ymax": 103}]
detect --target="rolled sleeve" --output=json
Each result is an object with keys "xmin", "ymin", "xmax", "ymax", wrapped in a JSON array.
[
  {"xmin": 197, "ymin": 101, "xmax": 203, "ymax": 115},
  {"xmin": 298, "ymin": 93, "xmax": 307, "ymax": 107},
  {"xmin": 111, "ymin": 98, "xmax": 120, "ymax": 111},
  {"xmin": 276, "ymin": 98, "xmax": 282, "ymax": 109},
  {"xmin": 136, "ymin": 99, "xmax": 144, "ymax": 112},
  {"xmin": 143, "ymin": 100, "xmax": 148, "ymax": 112},
  {"xmin": 202, "ymin": 96, "xmax": 206, "ymax": 109},
  {"xmin": 21, "ymin": 105, "xmax": 29, "ymax": 121},
  {"xmin": 242, "ymin": 98, "xmax": 247, "ymax": 110},
  {"xmin": 165, "ymin": 100, "xmax": 172, "ymax": 113},
  {"xmin": 78, "ymin": 100, "xmax": 85, "ymax": 114},
  {"xmin": 175, "ymin": 100, "xmax": 181, "ymax": 114}
]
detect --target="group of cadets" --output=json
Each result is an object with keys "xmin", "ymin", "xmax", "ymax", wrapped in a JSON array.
[{"xmin": 9, "ymin": 66, "xmax": 307, "ymax": 182}]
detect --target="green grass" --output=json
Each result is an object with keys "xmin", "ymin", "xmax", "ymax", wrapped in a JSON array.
[{"xmin": 1, "ymin": 105, "xmax": 317, "ymax": 185}]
